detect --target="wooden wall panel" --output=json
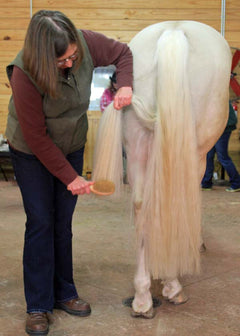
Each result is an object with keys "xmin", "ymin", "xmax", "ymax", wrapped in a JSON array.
[
  {"xmin": 0, "ymin": 19, "xmax": 30, "ymax": 30},
  {"xmin": 33, "ymin": 0, "xmax": 236, "ymax": 9},
  {"xmin": 31, "ymin": 8, "xmax": 221, "ymax": 21},
  {"xmin": 0, "ymin": 30, "xmax": 26, "ymax": 41},
  {"xmin": 226, "ymin": 4, "xmax": 240, "ymax": 50},
  {"xmin": 0, "ymin": 1, "xmax": 239, "ymax": 174},
  {"xmin": 0, "ymin": 3, "xmax": 30, "ymax": 136},
  {"xmin": 1, "ymin": 1, "xmax": 29, "ymax": 8}
]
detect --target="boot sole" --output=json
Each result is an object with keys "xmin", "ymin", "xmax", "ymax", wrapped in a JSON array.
[
  {"xmin": 54, "ymin": 303, "xmax": 91, "ymax": 317},
  {"xmin": 25, "ymin": 327, "xmax": 49, "ymax": 336}
]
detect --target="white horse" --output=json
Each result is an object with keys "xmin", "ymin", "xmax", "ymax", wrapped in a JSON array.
[{"xmin": 93, "ymin": 21, "xmax": 232, "ymax": 318}]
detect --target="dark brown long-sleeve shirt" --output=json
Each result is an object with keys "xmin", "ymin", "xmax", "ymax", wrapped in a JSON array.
[{"xmin": 9, "ymin": 30, "xmax": 133, "ymax": 185}]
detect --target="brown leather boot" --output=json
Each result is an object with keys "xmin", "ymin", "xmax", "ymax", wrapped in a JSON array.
[
  {"xmin": 25, "ymin": 312, "xmax": 49, "ymax": 335},
  {"xmin": 55, "ymin": 297, "xmax": 91, "ymax": 316}
]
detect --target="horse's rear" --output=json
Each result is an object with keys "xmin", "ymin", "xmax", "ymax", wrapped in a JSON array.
[{"xmin": 93, "ymin": 21, "xmax": 232, "ymax": 317}]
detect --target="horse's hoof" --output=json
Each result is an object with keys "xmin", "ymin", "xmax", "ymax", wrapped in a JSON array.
[
  {"xmin": 168, "ymin": 290, "xmax": 189, "ymax": 305},
  {"xmin": 131, "ymin": 307, "xmax": 156, "ymax": 319}
]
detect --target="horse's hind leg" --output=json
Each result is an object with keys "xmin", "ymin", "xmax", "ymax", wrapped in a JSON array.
[
  {"xmin": 125, "ymin": 114, "xmax": 154, "ymax": 318},
  {"xmin": 161, "ymin": 278, "xmax": 188, "ymax": 305},
  {"xmin": 129, "ymin": 166, "xmax": 154, "ymax": 318},
  {"xmin": 131, "ymin": 239, "xmax": 155, "ymax": 318}
]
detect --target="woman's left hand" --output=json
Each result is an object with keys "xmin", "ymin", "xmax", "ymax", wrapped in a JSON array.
[
  {"xmin": 67, "ymin": 176, "xmax": 94, "ymax": 195},
  {"xmin": 113, "ymin": 86, "xmax": 132, "ymax": 110}
]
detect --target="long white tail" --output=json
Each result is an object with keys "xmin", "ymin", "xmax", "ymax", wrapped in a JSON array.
[{"xmin": 138, "ymin": 29, "xmax": 201, "ymax": 279}]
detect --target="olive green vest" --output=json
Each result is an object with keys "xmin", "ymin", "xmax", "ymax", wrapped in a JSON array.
[{"xmin": 5, "ymin": 30, "xmax": 94, "ymax": 155}]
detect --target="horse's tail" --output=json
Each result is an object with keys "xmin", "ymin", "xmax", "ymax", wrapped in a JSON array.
[
  {"xmin": 92, "ymin": 103, "xmax": 123, "ymax": 195},
  {"xmin": 92, "ymin": 94, "xmax": 154, "ymax": 194},
  {"xmin": 140, "ymin": 29, "xmax": 201, "ymax": 279}
]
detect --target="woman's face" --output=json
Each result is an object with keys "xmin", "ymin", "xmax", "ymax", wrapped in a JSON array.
[{"xmin": 56, "ymin": 43, "xmax": 78, "ymax": 69}]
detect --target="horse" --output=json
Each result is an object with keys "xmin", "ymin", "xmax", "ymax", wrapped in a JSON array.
[{"xmin": 92, "ymin": 21, "xmax": 232, "ymax": 318}]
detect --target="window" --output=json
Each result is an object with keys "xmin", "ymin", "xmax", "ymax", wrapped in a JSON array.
[{"xmin": 89, "ymin": 65, "xmax": 115, "ymax": 110}]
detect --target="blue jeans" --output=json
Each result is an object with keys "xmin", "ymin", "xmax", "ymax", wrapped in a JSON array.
[
  {"xmin": 9, "ymin": 146, "xmax": 84, "ymax": 313},
  {"xmin": 202, "ymin": 131, "xmax": 240, "ymax": 189}
]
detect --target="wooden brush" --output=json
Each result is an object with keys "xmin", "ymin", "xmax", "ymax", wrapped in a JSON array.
[{"xmin": 90, "ymin": 180, "xmax": 115, "ymax": 196}]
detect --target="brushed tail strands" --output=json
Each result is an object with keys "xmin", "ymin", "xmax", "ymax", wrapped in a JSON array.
[{"xmin": 92, "ymin": 103, "xmax": 123, "ymax": 195}]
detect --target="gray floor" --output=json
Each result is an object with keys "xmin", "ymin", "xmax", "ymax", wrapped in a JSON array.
[{"xmin": 0, "ymin": 181, "xmax": 240, "ymax": 336}]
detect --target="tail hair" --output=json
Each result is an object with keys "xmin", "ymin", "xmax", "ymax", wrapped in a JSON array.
[
  {"xmin": 138, "ymin": 29, "xmax": 201, "ymax": 279},
  {"xmin": 92, "ymin": 102, "xmax": 123, "ymax": 195}
]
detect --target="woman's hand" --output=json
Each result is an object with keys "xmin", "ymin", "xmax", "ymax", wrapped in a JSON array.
[
  {"xmin": 67, "ymin": 176, "xmax": 94, "ymax": 195},
  {"xmin": 113, "ymin": 86, "xmax": 132, "ymax": 110}
]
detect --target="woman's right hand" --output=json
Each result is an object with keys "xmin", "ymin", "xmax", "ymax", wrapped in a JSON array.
[{"xmin": 67, "ymin": 176, "xmax": 94, "ymax": 195}]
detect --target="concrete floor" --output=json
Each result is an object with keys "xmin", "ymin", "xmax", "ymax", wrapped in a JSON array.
[{"xmin": 0, "ymin": 181, "xmax": 240, "ymax": 336}]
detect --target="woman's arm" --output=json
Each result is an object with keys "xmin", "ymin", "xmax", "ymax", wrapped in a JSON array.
[{"xmin": 82, "ymin": 29, "xmax": 133, "ymax": 89}]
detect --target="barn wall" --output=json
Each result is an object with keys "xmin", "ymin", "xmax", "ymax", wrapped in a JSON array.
[{"xmin": 0, "ymin": 1, "xmax": 239, "ymax": 173}]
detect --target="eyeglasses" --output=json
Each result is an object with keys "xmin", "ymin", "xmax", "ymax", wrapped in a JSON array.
[{"xmin": 57, "ymin": 52, "xmax": 78, "ymax": 66}]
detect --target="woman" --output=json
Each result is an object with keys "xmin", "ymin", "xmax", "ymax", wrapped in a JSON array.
[{"xmin": 5, "ymin": 10, "xmax": 133, "ymax": 336}]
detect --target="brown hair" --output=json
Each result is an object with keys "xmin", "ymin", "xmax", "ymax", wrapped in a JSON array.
[{"xmin": 23, "ymin": 10, "xmax": 84, "ymax": 98}]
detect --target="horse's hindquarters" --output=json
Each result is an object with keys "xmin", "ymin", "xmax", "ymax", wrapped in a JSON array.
[{"xmin": 127, "ymin": 21, "xmax": 231, "ymax": 280}]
